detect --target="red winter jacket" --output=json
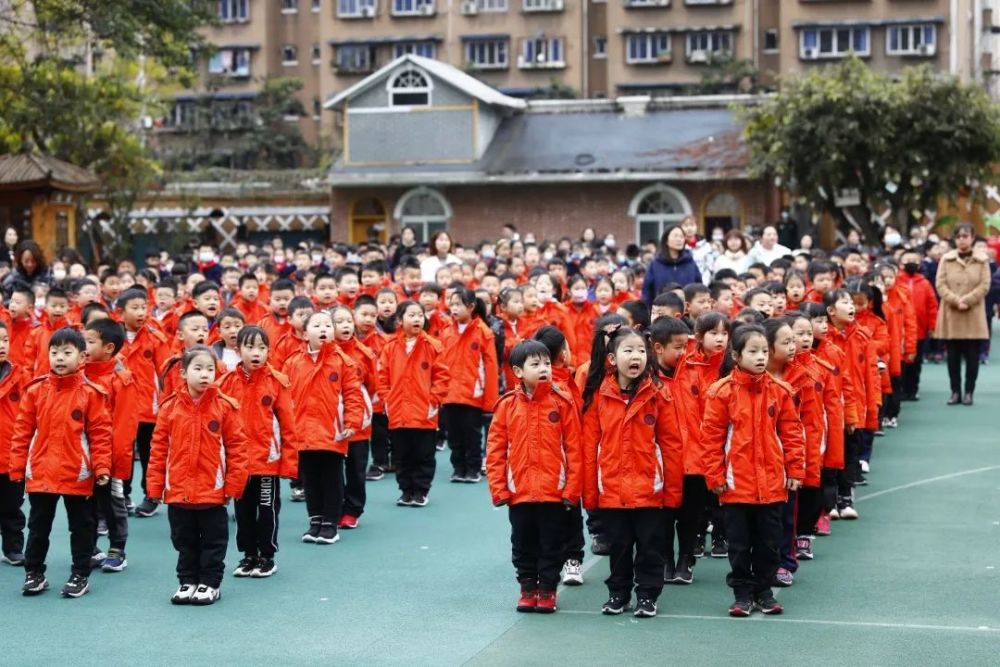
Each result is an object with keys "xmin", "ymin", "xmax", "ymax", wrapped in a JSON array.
[
  {"xmin": 284, "ymin": 343, "xmax": 365, "ymax": 454},
  {"xmin": 900, "ymin": 272, "xmax": 938, "ymax": 340},
  {"xmin": 439, "ymin": 318, "xmax": 500, "ymax": 411},
  {"xmin": 783, "ymin": 358, "xmax": 824, "ymax": 487},
  {"xmin": 120, "ymin": 324, "xmax": 171, "ymax": 423},
  {"xmin": 377, "ymin": 331, "xmax": 450, "ymax": 430},
  {"xmin": 0, "ymin": 362, "xmax": 29, "ymax": 474},
  {"xmin": 84, "ymin": 359, "xmax": 141, "ymax": 480}
]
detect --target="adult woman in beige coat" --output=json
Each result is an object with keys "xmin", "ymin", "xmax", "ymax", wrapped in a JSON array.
[{"xmin": 935, "ymin": 223, "xmax": 992, "ymax": 405}]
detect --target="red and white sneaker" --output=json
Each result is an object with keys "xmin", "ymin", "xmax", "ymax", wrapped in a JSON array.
[
  {"xmin": 535, "ymin": 590, "xmax": 557, "ymax": 614},
  {"xmin": 338, "ymin": 514, "xmax": 359, "ymax": 529},
  {"xmin": 815, "ymin": 514, "xmax": 832, "ymax": 536},
  {"xmin": 516, "ymin": 590, "xmax": 538, "ymax": 613}
]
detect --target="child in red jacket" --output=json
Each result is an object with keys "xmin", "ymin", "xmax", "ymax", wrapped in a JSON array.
[
  {"xmin": 377, "ymin": 301, "xmax": 450, "ymax": 508},
  {"xmin": 9, "ymin": 328, "xmax": 113, "ymax": 598},
  {"xmin": 899, "ymin": 249, "xmax": 938, "ymax": 400},
  {"xmin": 0, "ymin": 320, "xmax": 29, "ymax": 566},
  {"xmin": 218, "ymin": 326, "xmax": 297, "ymax": 578},
  {"xmin": 581, "ymin": 327, "xmax": 684, "ymax": 619},
  {"xmin": 148, "ymin": 345, "xmax": 249, "ymax": 605},
  {"xmin": 486, "ymin": 340, "xmax": 582, "ymax": 614},
  {"xmin": 699, "ymin": 324, "xmax": 806, "ymax": 617}
]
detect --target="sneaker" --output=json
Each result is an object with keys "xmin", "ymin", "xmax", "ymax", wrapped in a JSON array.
[
  {"xmin": 693, "ymin": 535, "xmax": 707, "ymax": 559},
  {"xmin": 728, "ymin": 598, "xmax": 753, "ymax": 617},
  {"xmin": 828, "ymin": 507, "xmax": 841, "ymax": 521},
  {"xmin": 464, "ymin": 473, "xmax": 482, "ymax": 483},
  {"xmin": 795, "ymin": 537, "xmax": 814, "ymax": 560},
  {"xmin": 190, "ymin": 584, "xmax": 221, "ymax": 606},
  {"xmin": 516, "ymin": 589, "xmax": 538, "ymax": 613},
  {"xmin": 97, "ymin": 518, "xmax": 109, "ymax": 537},
  {"xmin": 302, "ymin": 517, "xmax": 322, "ymax": 543},
  {"xmin": 601, "ymin": 595, "xmax": 631, "ymax": 615},
  {"xmin": 562, "ymin": 559, "xmax": 584, "ymax": 586},
  {"xmin": 855, "ymin": 474, "xmax": 868, "ymax": 487},
  {"xmin": 21, "ymin": 572, "xmax": 48, "ymax": 596},
  {"xmin": 755, "ymin": 594, "xmax": 784, "ymax": 615},
  {"xmin": 874, "ymin": 429, "xmax": 885, "ymax": 437},
  {"xmin": 233, "ymin": 557, "xmax": 257, "ymax": 577},
  {"xmin": 663, "ymin": 560, "xmax": 675, "ymax": 584},
  {"xmin": 816, "ymin": 514, "xmax": 832, "ymax": 536},
  {"xmin": 61, "ymin": 573, "xmax": 89, "ymax": 598},
  {"xmin": 102, "ymin": 549, "xmax": 127, "ymax": 572},
  {"xmin": 124, "ymin": 495, "xmax": 135, "ymax": 515},
  {"xmin": 316, "ymin": 523, "xmax": 340, "ymax": 545},
  {"xmin": 590, "ymin": 534, "xmax": 611, "ymax": 556},
  {"xmin": 365, "ymin": 465, "xmax": 385, "ymax": 482},
  {"xmin": 251, "ymin": 558, "xmax": 277, "ymax": 578},
  {"xmin": 2, "ymin": 551, "xmax": 25, "ymax": 566},
  {"xmin": 290, "ymin": 486, "xmax": 306, "ymax": 502},
  {"xmin": 411, "ymin": 494, "xmax": 429, "ymax": 507},
  {"xmin": 90, "ymin": 550, "xmax": 107, "ymax": 569},
  {"xmin": 338, "ymin": 514, "xmax": 359, "ymax": 530},
  {"xmin": 171, "ymin": 583, "xmax": 196, "ymax": 605},
  {"xmin": 535, "ymin": 590, "xmax": 557, "ymax": 613},
  {"xmin": 887, "ymin": 417, "xmax": 898, "ymax": 428},
  {"xmin": 859, "ymin": 460, "xmax": 870, "ymax": 474},
  {"xmin": 450, "ymin": 472, "xmax": 464, "ymax": 483},
  {"xmin": 396, "ymin": 493, "xmax": 413, "ymax": 507},
  {"xmin": 710, "ymin": 538, "xmax": 728, "ymax": 558},
  {"xmin": 673, "ymin": 555, "xmax": 694, "ymax": 584},
  {"xmin": 633, "ymin": 598, "xmax": 657, "ymax": 618},
  {"xmin": 773, "ymin": 567, "xmax": 794, "ymax": 587},
  {"xmin": 839, "ymin": 504, "xmax": 859, "ymax": 520},
  {"xmin": 435, "ymin": 440, "xmax": 446, "ymax": 452},
  {"xmin": 135, "ymin": 498, "xmax": 159, "ymax": 517}
]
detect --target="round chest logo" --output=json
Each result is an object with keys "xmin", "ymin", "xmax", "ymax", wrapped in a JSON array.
[
  {"xmin": 470, "ymin": 342, "xmax": 480, "ymax": 352},
  {"xmin": 832, "ymin": 367, "xmax": 841, "ymax": 377},
  {"xmin": 208, "ymin": 420, "xmax": 221, "ymax": 433},
  {"xmin": 421, "ymin": 361, "xmax": 430, "ymax": 370},
  {"xmin": 9, "ymin": 392, "xmax": 18, "ymax": 401},
  {"xmin": 858, "ymin": 353, "xmax": 864, "ymax": 363},
  {"xmin": 143, "ymin": 350, "xmax": 153, "ymax": 359},
  {"xmin": 814, "ymin": 381, "xmax": 823, "ymax": 392},
  {"xmin": 548, "ymin": 411, "xmax": 560, "ymax": 423},
  {"xmin": 328, "ymin": 372, "xmax": 339, "ymax": 382},
  {"xmin": 70, "ymin": 409, "xmax": 84, "ymax": 421},
  {"xmin": 261, "ymin": 395, "xmax": 273, "ymax": 407},
  {"xmin": 793, "ymin": 396, "xmax": 801, "ymax": 407},
  {"xmin": 644, "ymin": 414, "xmax": 656, "ymax": 426},
  {"xmin": 767, "ymin": 405, "xmax": 776, "ymax": 418},
  {"xmin": 690, "ymin": 384, "xmax": 700, "ymax": 396}
]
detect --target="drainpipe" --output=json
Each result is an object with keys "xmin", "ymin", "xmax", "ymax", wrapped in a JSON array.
[
  {"xmin": 950, "ymin": 0, "xmax": 959, "ymax": 75},
  {"xmin": 582, "ymin": 0, "xmax": 589, "ymax": 97}
]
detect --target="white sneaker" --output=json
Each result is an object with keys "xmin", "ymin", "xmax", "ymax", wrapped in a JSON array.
[
  {"xmin": 562, "ymin": 559, "xmax": 584, "ymax": 586},
  {"xmin": 860, "ymin": 460, "xmax": 870, "ymax": 474},
  {"xmin": 839, "ymin": 505, "xmax": 859, "ymax": 520},
  {"xmin": 190, "ymin": 584, "xmax": 221, "ymax": 605},
  {"xmin": 171, "ymin": 584, "xmax": 196, "ymax": 605},
  {"xmin": 828, "ymin": 507, "xmax": 840, "ymax": 520}
]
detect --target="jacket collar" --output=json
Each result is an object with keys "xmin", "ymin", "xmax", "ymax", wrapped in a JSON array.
[
  {"xmin": 47, "ymin": 369, "xmax": 85, "ymax": 389},
  {"xmin": 517, "ymin": 380, "xmax": 554, "ymax": 402},
  {"xmin": 730, "ymin": 367, "xmax": 768, "ymax": 390},
  {"xmin": 85, "ymin": 359, "xmax": 118, "ymax": 380}
]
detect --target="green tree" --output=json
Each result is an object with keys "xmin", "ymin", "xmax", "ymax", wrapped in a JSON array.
[
  {"xmin": 697, "ymin": 55, "xmax": 762, "ymax": 95},
  {"xmin": 740, "ymin": 57, "xmax": 1000, "ymax": 243},
  {"xmin": 236, "ymin": 77, "xmax": 314, "ymax": 169}
]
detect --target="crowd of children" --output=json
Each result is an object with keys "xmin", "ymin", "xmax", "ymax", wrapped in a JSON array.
[{"xmin": 0, "ymin": 227, "xmax": 965, "ymax": 615}]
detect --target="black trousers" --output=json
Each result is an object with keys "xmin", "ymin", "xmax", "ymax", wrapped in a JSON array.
[
  {"xmin": 901, "ymin": 338, "xmax": 927, "ymax": 398},
  {"xmin": 234, "ymin": 475, "xmax": 280, "ymax": 558},
  {"xmin": 837, "ymin": 430, "xmax": 862, "ymax": 497},
  {"xmin": 390, "ymin": 428, "xmax": 437, "ymax": 496},
  {"xmin": 25, "ymin": 492, "xmax": 94, "ymax": 577},
  {"xmin": 370, "ymin": 413, "xmax": 391, "ymax": 469},
  {"xmin": 779, "ymin": 493, "xmax": 798, "ymax": 573},
  {"xmin": 343, "ymin": 440, "xmax": 369, "ymax": 518},
  {"xmin": 670, "ymin": 475, "xmax": 708, "ymax": 562},
  {"xmin": 723, "ymin": 502, "xmax": 783, "ymax": 600},
  {"xmin": 168, "ymin": 505, "xmax": 228, "ymax": 588},
  {"xmin": 884, "ymin": 376, "xmax": 903, "ymax": 420},
  {"xmin": 820, "ymin": 467, "xmax": 839, "ymax": 512},
  {"xmin": 945, "ymin": 339, "xmax": 981, "ymax": 394},
  {"xmin": 299, "ymin": 450, "xmax": 344, "ymax": 524},
  {"xmin": 93, "ymin": 479, "xmax": 129, "ymax": 551},
  {"xmin": 443, "ymin": 404, "xmax": 484, "ymax": 477},
  {"xmin": 124, "ymin": 421, "xmax": 155, "ymax": 498},
  {"xmin": 509, "ymin": 502, "xmax": 566, "ymax": 592},
  {"xmin": 796, "ymin": 485, "xmax": 822, "ymax": 537},
  {"xmin": 0, "ymin": 473, "xmax": 25, "ymax": 555},
  {"xmin": 602, "ymin": 507, "xmax": 668, "ymax": 601},
  {"xmin": 563, "ymin": 506, "xmax": 605, "ymax": 563}
]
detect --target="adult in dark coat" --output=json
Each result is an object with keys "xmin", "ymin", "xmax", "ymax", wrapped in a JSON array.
[{"xmin": 642, "ymin": 225, "xmax": 702, "ymax": 304}]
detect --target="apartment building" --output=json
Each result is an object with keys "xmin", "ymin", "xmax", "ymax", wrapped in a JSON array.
[{"xmin": 158, "ymin": 0, "xmax": 991, "ymax": 154}]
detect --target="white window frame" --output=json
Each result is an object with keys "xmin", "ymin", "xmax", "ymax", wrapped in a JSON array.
[
  {"xmin": 593, "ymin": 35, "xmax": 607, "ymax": 58},
  {"xmin": 518, "ymin": 36, "xmax": 565, "ymax": 68},
  {"xmin": 281, "ymin": 45, "xmax": 298, "ymax": 66},
  {"xmin": 465, "ymin": 38, "xmax": 508, "ymax": 70},
  {"xmin": 763, "ymin": 28, "xmax": 779, "ymax": 54},
  {"xmin": 386, "ymin": 68, "xmax": 433, "ymax": 106},
  {"xmin": 625, "ymin": 32, "xmax": 671, "ymax": 64},
  {"xmin": 394, "ymin": 187, "xmax": 452, "ymax": 244},
  {"xmin": 218, "ymin": 0, "xmax": 250, "ymax": 23},
  {"xmin": 799, "ymin": 27, "xmax": 870, "ymax": 60},
  {"xmin": 312, "ymin": 43, "xmax": 322, "ymax": 64},
  {"xmin": 335, "ymin": 44, "xmax": 375, "ymax": 73},
  {"xmin": 628, "ymin": 183, "xmax": 693, "ymax": 244},
  {"xmin": 392, "ymin": 0, "xmax": 435, "ymax": 16},
  {"xmin": 886, "ymin": 24, "xmax": 937, "ymax": 56},
  {"xmin": 624, "ymin": 0, "xmax": 669, "ymax": 7},
  {"xmin": 393, "ymin": 41, "xmax": 436, "ymax": 58},
  {"xmin": 281, "ymin": 0, "xmax": 299, "ymax": 13},
  {"xmin": 686, "ymin": 31, "xmax": 732, "ymax": 60},
  {"xmin": 523, "ymin": 0, "xmax": 563, "ymax": 11},
  {"xmin": 338, "ymin": 0, "xmax": 377, "ymax": 17},
  {"xmin": 684, "ymin": 0, "xmax": 731, "ymax": 5},
  {"xmin": 475, "ymin": 0, "xmax": 508, "ymax": 10},
  {"xmin": 312, "ymin": 0, "xmax": 321, "ymax": 11},
  {"xmin": 208, "ymin": 48, "xmax": 252, "ymax": 77}
]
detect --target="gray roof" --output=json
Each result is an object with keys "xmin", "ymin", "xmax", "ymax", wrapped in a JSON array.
[
  {"xmin": 329, "ymin": 106, "xmax": 750, "ymax": 186},
  {"xmin": 0, "ymin": 152, "xmax": 100, "ymax": 192}
]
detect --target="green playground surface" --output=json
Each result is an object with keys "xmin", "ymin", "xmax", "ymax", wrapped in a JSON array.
[{"xmin": 4, "ymin": 358, "xmax": 1000, "ymax": 666}]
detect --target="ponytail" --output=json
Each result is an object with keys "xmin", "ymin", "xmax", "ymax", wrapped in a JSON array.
[{"xmin": 581, "ymin": 325, "xmax": 653, "ymax": 412}]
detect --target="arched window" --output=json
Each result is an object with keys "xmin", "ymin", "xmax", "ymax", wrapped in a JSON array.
[
  {"xmin": 387, "ymin": 68, "xmax": 432, "ymax": 107},
  {"xmin": 628, "ymin": 183, "xmax": 692, "ymax": 243},
  {"xmin": 703, "ymin": 192, "xmax": 741, "ymax": 234},
  {"xmin": 394, "ymin": 187, "xmax": 451, "ymax": 242}
]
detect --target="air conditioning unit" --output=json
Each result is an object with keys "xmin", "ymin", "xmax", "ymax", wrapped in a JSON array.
[
  {"xmin": 361, "ymin": 5, "xmax": 375, "ymax": 17},
  {"xmin": 688, "ymin": 49, "xmax": 707, "ymax": 63},
  {"xmin": 656, "ymin": 50, "xmax": 672, "ymax": 63},
  {"xmin": 549, "ymin": 0, "xmax": 564, "ymax": 9},
  {"xmin": 419, "ymin": 3, "xmax": 434, "ymax": 14},
  {"xmin": 461, "ymin": 0, "xmax": 478, "ymax": 14},
  {"xmin": 802, "ymin": 47, "xmax": 817, "ymax": 60},
  {"xmin": 517, "ymin": 54, "xmax": 527, "ymax": 67},
  {"xmin": 918, "ymin": 43, "xmax": 935, "ymax": 56}
]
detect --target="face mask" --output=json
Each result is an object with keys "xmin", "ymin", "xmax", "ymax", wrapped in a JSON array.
[
  {"xmin": 482, "ymin": 248, "xmax": 495, "ymax": 260},
  {"xmin": 605, "ymin": 238, "xmax": 616, "ymax": 249},
  {"xmin": 199, "ymin": 251, "xmax": 214, "ymax": 263},
  {"xmin": 712, "ymin": 230, "xmax": 725, "ymax": 243},
  {"xmin": 312, "ymin": 254, "xmax": 323, "ymax": 264},
  {"xmin": 903, "ymin": 262, "xmax": 920, "ymax": 275},
  {"xmin": 53, "ymin": 270, "xmax": 66, "ymax": 281},
  {"xmin": 884, "ymin": 232, "xmax": 902, "ymax": 247}
]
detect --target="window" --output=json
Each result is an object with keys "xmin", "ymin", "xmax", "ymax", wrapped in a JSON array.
[
  {"xmin": 523, "ymin": 0, "xmax": 563, "ymax": 10},
  {"xmin": 625, "ymin": 32, "xmax": 670, "ymax": 64},
  {"xmin": 887, "ymin": 24, "xmax": 936, "ymax": 56},
  {"xmin": 624, "ymin": 0, "xmax": 668, "ymax": 6},
  {"xmin": 465, "ymin": 39, "xmax": 508, "ymax": 69},
  {"xmin": 629, "ymin": 184, "xmax": 692, "ymax": 243},
  {"xmin": 212, "ymin": 100, "xmax": 254, "ymax": 130},
  {"xmin": 313, "ymin": 97, "xmax": 322, "ymax": 117},
  {"xmin": 208, "ymin": 49, "xmax": 252, "ymax": 77},
  {"xmin": 393, "ymin": 0, "xmax": 434, "ymax": 15},
  {"xmin": 218, "ymin": 0, "xmax": 249, "ymax": 22},
  {"xmin": 396, "ymin": 187, "xmax": 451, "ymax": 243},
  {"xmin": 594, "ymin": 35, "xmax": 607, "ymax": 58},
  {"xmin": 281, "ymin": 0, "xmax": 298, "ymax": 12},
  {"xmin": 338, "ymin": 0, "xmax": 376, "ymax": 16},
  {"xmin": 473, "ymin": 0, "xmax": 507, "ymax": 10},
  {"xmin": 388, "ymin": 68, "xmax": 432, "ymax": 105},
  {"xmin": 763, "ymin": 29, "xmax": 778, "ymax": 53},
  {"xmin": 519, "ymin": 36, "xmax": 564, "ymax": 68},
  {"xmin": 703, "ymin": 192, "xmax": 741, "ymax": 233},
  {"xmin": 684, "ymin": 0, "xmax": 731, "ymax": 4},
  {"xmin": 312, "ymin": 0, "xmax": 321, "ymax": 11},
  {"xmin": 312, "ymin": 43, "xmax": 322, "ymax": 64},
  {"xmin": 394, "ymin": 41, "xmax": 436, "ymax": 58},
  {"xmin": 335, "ymin": 45, "xmax": 376, "ymax": 73},
  {"xmin": 686, "ymin": 31, "xmax": 732, "ymax": 61},
  {"xmin": 166, "ymin": 101, "xmax": 197, "ymax": 129},
  {"xmin": 800, "ymin": 27, "xmax": 870, "ymax": 59},
  {"xmin": 282, "ymin": 45, "xmax": 298, "ymax": 65}
]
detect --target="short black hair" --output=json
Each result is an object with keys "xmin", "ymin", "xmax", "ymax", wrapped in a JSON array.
[
  {"xmin": 192, "ymin": 281, "xmax": 221, "ymax": 299},
  {"xmin": 49, "ymin": 327, "xmax": 85, "ymax": 351},
  {"xmin": 652, "ymin": 292, "xmax": 685, "ymax": 311},
  {"xmin": 353, "ymin": 294, "xmax": 376, "ymax": 310},
  {"xmin": 10, "ymin": 282, "xmax": 35, "ymax": 303},
  {"xmin": 649, "ymin": 314, "xmax": 691, "ymax": 344},
  {"xmin": 117, "ymin": 287, "xmax": 148, "ymax": 309},
  {"xmin": 46, "ymin": 287, "xmax": 69, "ymax": 302},
  {"xmin": 70, "ymin": 278, "xmax": 97, "ymax": 295},
  {"xmin": 178, "ymin": 310, "xmax": 209, "ymax": 330},
  {"xmin": 334, "ymin": 267, "xmax": 358, "ymax": 283},
  {"xmin": 236, "ymin": 325, "xmax": 269, "ymax": 348},
  {"xmin": 509, "ymin": 340, "xmax": 550, "ymax": 370},
  {"xmin": 217, "ymin": 307, "xmax": 245, "ymax": 323},
  {"xmin": 270, "ymin": 278, "xmax": 296, "ymax": 295},
  {"xmin": 399, "ymin": 255, "xmax": 421, "ymax": 272},
  {"xmin": 85, "ymin": 318, "xmax": 126, "ymax": 355},
  {"xmin": 314, "ymin": 272, "xmax": 337, "ymax": 286},
  {"xmin": 713, "ymin": 268, "xmax": 738, "ymax": 282},
  {"xmin": 155, "ymin": 278, "xmax": 178, "ymax": 295},
  {"xmin": 618, "ymin": 300, "xmax": 651, "ymax": 330},
  {"xmin": 238, "ymin": 273, "xmax": 258, "ymax": 288},
  {"xmin": 288, "ymin": 296, "xmax": 315, "ymax": 318},
  {"xmin": 82, "ymin": 302, "xmax": 109, "ymax": 323},
  {"xmin": 708, "ymin": 281, "xmax": 731, "ymax": 301},
  {"xmin": 419, "ymin": 284, "xmax": 443, "ymax": 297},
  {"xmin": 532, "ymin": 325, "xmax": 567, "ymax": 360},
  {"xmin": 683, "ymin": 283, "xmax": 709, "ymax": 302},
  {"xmin": 744, "ymin": 287, "xmax": 771, "ymax": 305},
  {"xmin": 362, "ymin": 260, "xmax": 386, "ymax": 275}
]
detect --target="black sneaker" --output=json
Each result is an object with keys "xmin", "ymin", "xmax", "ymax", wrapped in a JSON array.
[
  {"xmin": 673, "ymin": 555, "xmax": 694, "ymax": 584},
  {"xmin": 411, "ymin": 494, "xmax": 429, "ymax": 507},
  {"xmin": 755, "ymin": 593, "xmax": 783, "ymax": 615},
  {"xmin": 2, "ymin": 551, "xmax": 25, "ymax": 566},
  {"xmin": 124, "ymin": 495, "xmax": 134, "ymax": 515},
  {"xmin": 365, "ymin": 465, "xmax": 385, "ymax": 481},
  {"xmin": 450, "ymin": 472, "xmax": 465, "ymax": 483},
  {"xmin": 301, "ymin": 517, "xmax": 322, "ymax": 543},
  {"xmin": 396, "ymin": 493, "xmax": 413, "ymax": 507},
  {"xmin": 710, "ymin": 538, "xmax": 728, "ymax": 558},
  {"xmin": 22, "ymin": 572, "xmax": 48, "ymax": 596},
  {"xmin": 290, "ymin": 486, "xmax": 306, "ymax": 502},
  {"xmin": 135, "ymin": 498, "xmax": 159, "ymax": 518},
  {"xmin": 633, "ymin": 598, "xmax": 657, "ymax": 618},
  {"xmin": 728, "ymin": 598, "xmax": 753, "ymax": 617},
  {"xmin": 601, "ymin": 595, "xmax": 631, "ymax": 615},
  {"xmin": 435, "ymin": 440, "xmax": 446, "ymax": 451},
  {"xmin": 61, "ymin": 573, "xmax": 90, "ymax": 598},
  {"xmin": 316, "ymin": 523, "xmax": 340, "ymax": 545},
  {"xmin": 90, "ymin": 549, "xmax": 107, "ymax": 570},
  {"xmin": 233, "ymin": 557, "xmax": 257, "ymax": 577},
  {"xmin": 96, "ymin": 518, "xmax": 109, "ymax": 537},
  {"xmin": 663, "ymin": 560, "xmax": 675, "ymax": 584},
  {"xmin": 590, "ymin": 534, "xmax": 611, "ymax": 556},
  {"xmin": 251, "ymin": 558, "xmax": 277, "ymax": 578},
  {"xmin": 693, "ymin": 535, "xmax": 706, "ymax": 558},
  {"xmin": 464, "ymin": 473, "xmax": 482, "ymax": 483}
]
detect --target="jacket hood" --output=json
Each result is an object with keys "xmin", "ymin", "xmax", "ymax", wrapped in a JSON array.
[{"xmin": 655, "ymin": 249, "xmax": 695, "ymax": 267}]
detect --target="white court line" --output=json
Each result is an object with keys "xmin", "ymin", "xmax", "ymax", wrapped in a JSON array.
[
  {"xmin": 856, "ymin": 465, "xmax": 1000, "ymax": 503},
  {"xmin": 557, "ymin": 610, "xmax": 1000, "ymax": 633}
]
